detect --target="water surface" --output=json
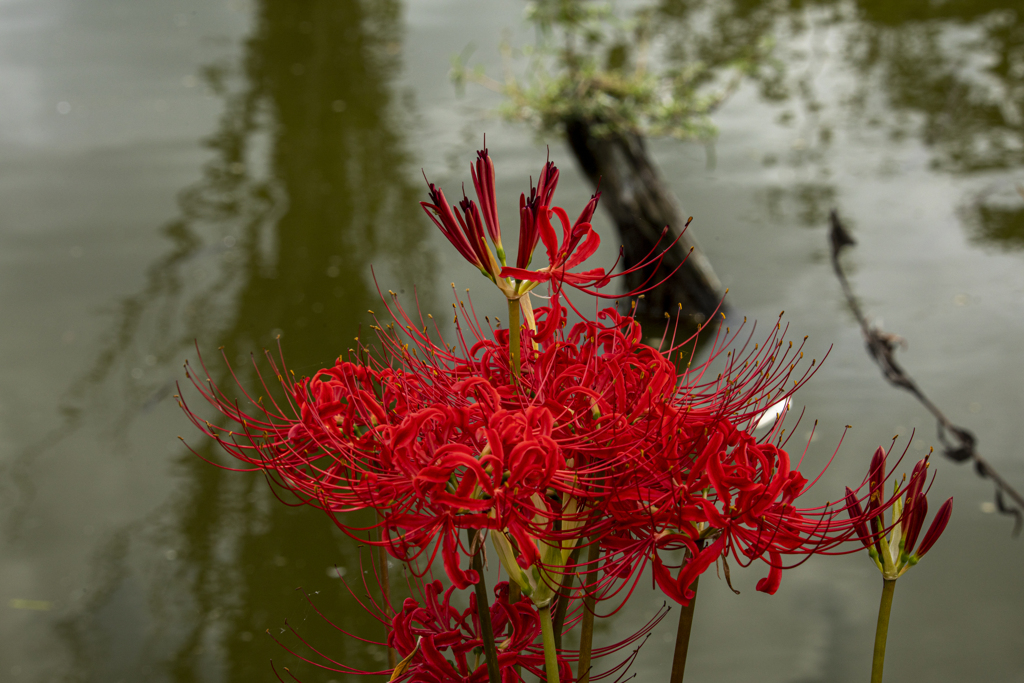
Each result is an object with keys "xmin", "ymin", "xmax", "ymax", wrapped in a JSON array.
[{"xmin": 1, "ymin": 1, "xmax": 1022, "ymax": 681}]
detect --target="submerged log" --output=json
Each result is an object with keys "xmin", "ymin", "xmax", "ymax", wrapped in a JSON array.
[{"xmin": 564, "ymin": 118, "xmax": 724, "ymax": 327}]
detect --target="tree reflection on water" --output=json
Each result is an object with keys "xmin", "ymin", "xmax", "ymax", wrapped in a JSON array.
[
  {"xmin": 768, "ymin": 0, "xmax": 1024, "ymax": 238},
  {"xmin": 56, "ymin": 1, "xmax": 432, "ymax": 681}
]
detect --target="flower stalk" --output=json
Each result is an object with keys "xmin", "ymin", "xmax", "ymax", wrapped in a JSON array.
[
  {"xmin": 871, "ymin": 578, "xmax": 896, "ymax": 683},
  {"xmin": 539, "ymin": 603, "xmax": 561, "ymax": 683},
  {"xmin": 508, "ymin": 297, "xmax": 521, "ymax": 379},
  {"xmin": 552, "ymin": 544, "xmax": 582, "ymax": 650},
  {"xmin": 669, "ymin": 577, "xmax": 699, "ymax": 683},
  {"xmin": 845, "ymin": 448, "xmax": 954, "ymax": 683},
  {"xmin": 468, "ymin": 530, "xmax": 501, "ymax": 683},
  {"xmin": 577, "ymin": 539, "xmax": 601, "ymax": 683}
]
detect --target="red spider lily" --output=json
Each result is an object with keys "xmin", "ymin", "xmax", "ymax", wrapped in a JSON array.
[
  {"xmin": 515, "ymin": 157, "xmax": 558, "ymax": 270},
  {"xmin": 843, "ymin": 447, "xmax": 953, "ymax": 578},
  {"xmin": 385, "ymin": 581, "xmax": 572, "ymax": 683},
  {"xmin": 500, "ymin": 201, "xmax": 607, "ymax": 291},
  {"xmin": 595, "ymin": 427, "xmax": 958, "ymax": 610},
  {"xmin": 180, "ymin": 146, "xmax": 872, "ymax": 613},
  {"xmin": 175, "ymin": 143, "xmax": 951, "ymax": 683},
  {"xmin": 422, "ymin": 179, "xmax": 505, "ymax": 285},
  {"xmin": 421, "ymin": 146, "xmax": 683, "ymax": 304},
  {"xmin": 271, "ymin": 578, "xmax": 660, "ymax": 683},
  {"xmin": 590, "ymin": 419, "xmax": 826, "ymax": 608},
  {"xmin": 179, "ymin": 275, "xmax": 836, "ymax": 609}
]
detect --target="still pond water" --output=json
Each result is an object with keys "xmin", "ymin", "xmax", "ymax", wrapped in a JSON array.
[{"xmin": 1, "ymin": 0, "xmax": 1023, "ymax": 681}]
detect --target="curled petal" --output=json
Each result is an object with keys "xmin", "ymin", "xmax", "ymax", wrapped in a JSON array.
[
  {"xmin": 755, "ymin": 552, "xmax": 783, "ymax": 595},
  {"xmin": 443, "ymin": 526, "xmax": 479, "ymax": 590}
]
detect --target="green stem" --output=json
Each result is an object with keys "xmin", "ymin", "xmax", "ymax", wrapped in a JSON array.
[
  {"xmin": 539, "ymin": 603, "xmax": 561, "ymax": 683},
  {"xmin": 508, "ymin": 298, "xmax": 521, "ymax": 379},
  {"xmin": 507, "ymin": 581, "xmax": 521, "ymax": 679},
  {"xmin": 468, "ymin": 530, "xmax": 501, "ymax": 683},
  {"xmin": 577, "ymin": 539, "xmax": 601, "ymax": 683},
  {"xmin": 871, "ymin": 579, "xmax": 897, "ymax": 683},
  {"xmin": 377, "ymin": 515, "xmax": 396, "ymax": 669},
  {"xmin": 507, "ymin": 581, "xmax": 521, "ymax": 620},
  {"xmin": 552, "ymin": 544, "xmax": 582, "ymax": 651},
  {"xmin": 668, "ymin": 577, "xmax": 699, "ymax": 683}
]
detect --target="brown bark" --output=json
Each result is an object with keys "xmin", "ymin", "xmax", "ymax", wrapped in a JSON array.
[{"xmin": 564, "ymin": 118, "xmax": 724, "ymax": 327}]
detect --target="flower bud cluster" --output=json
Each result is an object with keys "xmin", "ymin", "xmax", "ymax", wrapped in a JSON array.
[{"xmin": 845, "ymin": 447, "xmax": 953, "ymax": 580}]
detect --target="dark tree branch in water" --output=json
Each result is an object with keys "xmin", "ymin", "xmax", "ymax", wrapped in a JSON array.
[
  {"xmin": 828, "ymin": 209, "xmax": 1023, "ymax": 535},
  {"xmin": 565, "ymin": 119, "xmax": 724, "ymax": 325}
]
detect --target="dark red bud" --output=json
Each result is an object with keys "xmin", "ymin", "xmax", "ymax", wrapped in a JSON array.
[
  {"xmin": 916, "ymin": 497, "xmax": 953, "ymax": 558},
  {"xmin": 471, "ymin": 148, "xmax": 501, "ymax": 244},
  {"xmin": 900, "ymin": 457, "xmax": 929, "ymax": 540},
  {"xmin": 536, "ymin": 161, "xmax": 559, "ymax": 207},
  {"xmin": 906, "ymin": 457, "xmax": 929, "ymax": 502},
  {"xmin": 902, "ymin": 493, "xmax": 928, "ymax": 555},
  {"xmin": 844, "ymin": 486, "xmax": 873, "ymax": 551},
  {"xmin": 868, "ymin": 446, "xmax": 886, "ymax": 507},
  {"xmin": 574, "ymin": 192, "xmax": 600, "ymax": 228}
]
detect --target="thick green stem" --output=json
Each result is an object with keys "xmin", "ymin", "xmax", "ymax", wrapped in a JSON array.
[
  {"xmin": 539, "ymin": 603, "xmax": 561, "ymax": 683},
  {"xmin": 552, "ymin": 544, "xmax": 582, "ymax": 651},
  {"xmin": 468, "ymin": 530, "xmax": 501, "ymax": 683},
  {"xmin": 871, "ymin": 579, "xmax": 897, "ymax": 683},
  {"xmin": 577, "ymin": 539, "xmax": 601, "ymax": 683},
  {"xmin": 377, "ymin": 515, "xmax": 396, "ymax": 669},
  {"xmin": 508, "ymin": 298, "xmax": 521, "ymax": 379},
  {"xmin": 668, "ymin": 577, "xmax": 699, "ymax": 683}
]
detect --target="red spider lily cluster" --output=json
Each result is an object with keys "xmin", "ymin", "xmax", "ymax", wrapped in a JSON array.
[{"xmin": 179, "ymin": 146, "xmax": 952, "ymax": 683}]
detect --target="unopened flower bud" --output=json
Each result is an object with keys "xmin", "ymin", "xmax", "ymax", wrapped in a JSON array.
[
  {"xmin": 901, "ymin": 493, "xmax": 928, "ymax": 557},
  {"xmin": 915, "ymin": 497, "xmax": 953, "ymax": 559},
  {"xmin": 868, "ymin": 446, "xmax": 886, "ymax": 510},
  {"xmin": 844, "ymin": 486, "xmax": 873, "ymax": 551}
]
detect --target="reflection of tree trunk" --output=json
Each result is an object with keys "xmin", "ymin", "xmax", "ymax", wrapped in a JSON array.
[{"xmin": 564, "ymin": 118, "xmax": 723, "ymax": 325}]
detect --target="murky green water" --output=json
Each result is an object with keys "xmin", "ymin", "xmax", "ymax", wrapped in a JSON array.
[{"xmin": 1, "ymin": 1, "xmax": 1022, "ymax": 681}]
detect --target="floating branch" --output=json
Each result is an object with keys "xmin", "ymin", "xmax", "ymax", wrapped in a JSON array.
[{"xmin": 828, "ymin": 209, "xmax": 1023, "ymax": 535}]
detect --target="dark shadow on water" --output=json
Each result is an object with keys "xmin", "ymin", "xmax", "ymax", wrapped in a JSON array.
[{"xmin": 963, "ymin": 184, "xmax": 1024, "ymax": 251}]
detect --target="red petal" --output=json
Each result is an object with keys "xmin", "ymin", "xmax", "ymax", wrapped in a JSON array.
[
  {"xmin": 443, "ymin": 526, "xmax": 479, "ymax": 589},
  {"xmin": 538, "ymin": 207, "xmax": 560, "ymax": 266},
  {"xmin": 673, "ymin": 534, "xmax": 727, "ymax": 603},
  {"xmin": 498, "ymin": 266, "xmax": 551, "ymax": 283},
  {"xmin": 652, "ymin": 554, "xmax": 688, "ymax": 604},
  {"xmin": 563, "ymin": 227, "xmax": 600, "ymax": 269},
  {"xmin": 550, "ymin": 205, "xmax": 572, "ymax": 244},
  {"xmin": 755, "ymin": 551, "xmax": 783, "ymax": 594}
]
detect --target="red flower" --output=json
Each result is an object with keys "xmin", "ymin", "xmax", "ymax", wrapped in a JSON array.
[
  {"xmin": 843, "ymin": 447, "xmax": 953, "ymax": 578},
  {"xmin": 499, "ymin": 200, "xmax": 607, "ymax": 291},
  {"xmin": 272, "ymin": 580, "xmax": 571, "ymax": 682},
  {"xmin": 421, "ymin": 179, "xmax": 504, "ymax": 284},
  {"xmin": 515, "ymin": 157, "xmax": 558, "ymax": 270},
  {"xmin": 387, "ymin": 581, "xmax": 570, "ymax": 683},
  {"xmin": 180, "ymin": 288, "xmax": 836, "ymax": 605},
  {"xmin": 183, "ymin": 145, "xmax": 875, "ymax": 616},
  {"xmin": 421, "ymin": 146, "xmax": 681, "ymax": 303}
]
